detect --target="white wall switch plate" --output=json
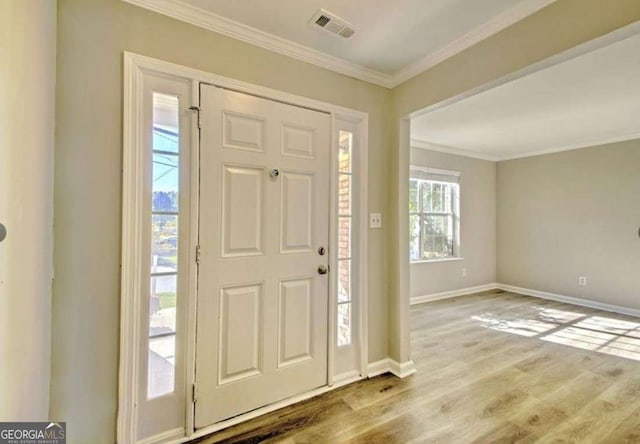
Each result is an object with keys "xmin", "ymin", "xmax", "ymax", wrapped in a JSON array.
[
  {"xmin": 369, "ymin": 213, "xmax": 382, "ymax": 229},
  {"xmin": 578, "ymin": 276, "xmax": 587, "ymax": 286}
]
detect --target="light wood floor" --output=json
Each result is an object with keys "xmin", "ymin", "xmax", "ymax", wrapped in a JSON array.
[{"xmin": 195, "ymin": 290, "xmax": 640, "ymax": 443}]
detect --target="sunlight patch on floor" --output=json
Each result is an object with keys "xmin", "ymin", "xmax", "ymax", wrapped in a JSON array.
[
  {"xmin": 542, "ymin": 326, "xmax": 616, "ymax": 349},
  {"xmin": 470, "ymin": 314, "xmax": 557, "ymax": 337},
  {"xmin": 472, "ymin": 306, "xmax": 640, "ymax": 362},
  {"xmin": 537, "ymin": 307, "xmax": 585, "ymax": 323}
]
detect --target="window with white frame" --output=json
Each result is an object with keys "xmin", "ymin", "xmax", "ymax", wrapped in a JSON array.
[{"xmin": 409, "ymin": 168, "xmax": 460, "ymax": 261}]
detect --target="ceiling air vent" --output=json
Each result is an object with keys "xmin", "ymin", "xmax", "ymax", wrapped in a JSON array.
[
  {"xmin": 315, "ymin": 14, "xmax": 331, "ymax": 27},
  {"xmin": 338, "ymin": 27, "xmax": 355, "ymax": 39},
  {"xmin": 310, "ymin": 9, "xmax": 357, "ymax": 39}
]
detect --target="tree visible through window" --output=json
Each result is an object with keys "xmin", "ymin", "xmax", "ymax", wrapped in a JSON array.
[{"xmin": 409, "ymin": 168, "xmax": 460, "ymax": 261}]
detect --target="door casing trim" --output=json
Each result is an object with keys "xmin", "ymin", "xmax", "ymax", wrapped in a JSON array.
[{"xmin": 119, "ymin": 52, "xmax": 369, "ymax": 444}]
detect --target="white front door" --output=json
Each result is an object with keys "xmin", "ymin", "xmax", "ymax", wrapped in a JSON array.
[{"xmin": 195, "ymin": 85, "xmax": 331, "ymax": 428}]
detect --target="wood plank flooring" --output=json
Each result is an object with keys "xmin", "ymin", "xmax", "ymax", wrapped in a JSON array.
[{"xmin": 194, "ymin": 290, "xmax": 640, "ymax": 443}]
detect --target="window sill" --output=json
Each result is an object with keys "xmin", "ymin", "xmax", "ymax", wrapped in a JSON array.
[{"xmin": 411, "ymin": 257, "xmax": 464, "ymax": 264}]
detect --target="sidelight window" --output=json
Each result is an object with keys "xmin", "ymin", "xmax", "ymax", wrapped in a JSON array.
[
  {"xmin": 148, "ymin": 93, "xmax": 180, "ymax": 399},
  {"xmin": 337, "ymin": 130, "xmax": 353, "ymax": 346}
]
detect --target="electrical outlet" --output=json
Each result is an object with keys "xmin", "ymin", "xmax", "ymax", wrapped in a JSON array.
[
  {"xmin": 462, "ymin": 267, "xmax": 467, "ymax": 277},
  {"xmin": 578, "ymin": 276, "xmax": 587, "ymax": 286},
  {"xmin": 369, "ymin": 213, "xmax": 382, "ymax": 229}
]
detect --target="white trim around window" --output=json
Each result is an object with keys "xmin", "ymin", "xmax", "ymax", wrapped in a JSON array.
[
  {"xmin": 332, "ymin": 119, "xmax": 369, "ymax": 379},
  {"xmin": 412, "ymin": 257, "xmax": 464, "ymax": 264},
  {"xmin": 410, "ymin": 166, "xmax": 461, "ymax": 177},
  {"xmin": 409, "ymin": 167, "xmax": 461, "ymax": 262}
]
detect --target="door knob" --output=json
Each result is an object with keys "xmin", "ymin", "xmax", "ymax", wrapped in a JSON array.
[{"xmin": 317, "ymin": 265, "xmax": 328, "ymax": 275}]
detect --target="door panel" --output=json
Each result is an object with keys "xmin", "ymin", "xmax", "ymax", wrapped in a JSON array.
[
  {"xmin": 281, "ymin": 124, "xmax": 315, "ymax": 158},
  {"xmin": 218, "ymin": 283, "xmax": 263, "ymax": 385},
  {"xmin": 195, "ymin": 85, "xmax": 330, "ymax": 428},
  {"xmin": 278, "ymin": 278, "xmax": 313, "ymax": 367},
  {"xmin": 222, "ymin": 111, "xmax": 265, "ymax": 152},
  {"xmin": 280, "ymin": 171, "xmax": 314, "ymax": 253},
  {"xmin": 221, "ymin": 165, "xmax": 265, "ymax": 257}
]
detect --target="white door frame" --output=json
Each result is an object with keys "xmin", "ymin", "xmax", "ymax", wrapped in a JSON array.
[{"xmin": 119, "ymin": 52, "xmax": 369, "ymax": 444}]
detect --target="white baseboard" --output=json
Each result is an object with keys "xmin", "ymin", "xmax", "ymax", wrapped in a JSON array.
[
  {"xmin": 367, "ymin": 358, "xmax": 392, "ymax": 378},
  {"xmin": 497, "ymin": 283, "xmax": 640, "ymax": 318},
  {"xmin": 332, "ymin": 369, "xmax": 362, "ymax": 387},
  {"xmin": 389, "ymin": 359, "xmax": 417, "ymax": 378},
  {"xmin": 137, "ymin": 427, "xmax": 184, "ymax": 444},
  {"xmin": 410, "ymin": 281, "xmax": 640, "ymax": 318},
  {"xmin": 411, "ymin": 283, "xmax": 498, "ymax": 305},
  {"xmin": 367, "ymin": 358, "xmax": 416, "ymax": 378}
]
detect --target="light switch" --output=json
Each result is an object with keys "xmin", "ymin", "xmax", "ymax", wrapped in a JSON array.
[{"xmin": 369, "ymin": 213, "xmax": 382, "ymax": 229}]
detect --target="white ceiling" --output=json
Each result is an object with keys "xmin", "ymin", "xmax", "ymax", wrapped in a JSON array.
[
  {"xmin": 125, "ymin": 0, "xmax": 554, "ymax": 87},
  {"xmin": 411, "ymin": 31, "xmax": 640, "ymax": 160},
  {"xmin": 183, "ymin": 0, "xmax": 526, "ymax": 74}
]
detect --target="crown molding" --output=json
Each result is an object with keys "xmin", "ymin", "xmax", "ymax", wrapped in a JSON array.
[
  {"xmin": 123, "ymin": 0, "xmax": 555, "ymax": 89},
  {"xmin": 413, "ymin": 129, "xmax": 640, "ymax": 163},
  {"xmin": 498, "ymin": 130, "xmax": 640, "ymax": 161},
  {"xmin": 411, "ymin": 138, "xmax": 500, "ymax": 162},
  {"xmin": 122, "ymin": 0, "xmax": 395, "ymax": 88},
  {"xmin": 392, "ymin": 0, "xmax": 557, "ymax": 85}
]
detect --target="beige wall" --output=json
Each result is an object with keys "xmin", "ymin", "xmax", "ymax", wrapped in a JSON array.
[
  {"xmin": 53, "ymin": 0, "xmax": 390, "ymax": 442},
  {"xmin": 388, "ymin": 0, "xmax": 640, "ymax": 364},
  {"xmin": 0, "ymin": 0, "xmax": 56, "ymax": 421},
  {"xmin": 497, "ymin": 140, "xmax": 640, "ymax": 308},
  {"xmin": 410, "ymin": 148, "xmax": 496, "ymax": 298}
]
